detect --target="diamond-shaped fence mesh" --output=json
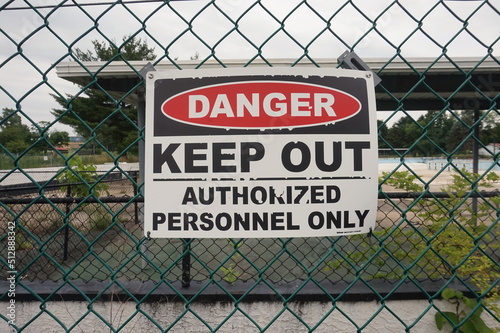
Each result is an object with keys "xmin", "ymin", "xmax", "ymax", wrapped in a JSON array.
[{"xmin": 1, "ymin": 0, "xmax": 499, "ymax": 332}]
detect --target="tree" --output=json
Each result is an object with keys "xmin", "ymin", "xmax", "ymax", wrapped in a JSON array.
[
  {"xmin": 0, "ymin": 111, "xmax": 70, "ymax": 155},
  {"xmin": 74, "ymin": 36, "xmax": 156, "ymax": 62},
  {"xmin": 481, "ymin": 111, "xmax": 500, "ymax": 147},
  {"xmin": 48, "ymin": 131, "xmax": 70, "ymax": 147},
  {"xmin": 413, "ymin": 110, "xmax": 454, "ymax": 155},
  {"xmin": 51, "ymin": 35, "xmax": 156, "ymax": 154},
  {"xmin": 0, "ymin": 108, "xmax": 35, "ymax": 154},
  {"xmin": 446, "ymin": 110, "xmax": 478, "ymax": 154},
  {"xmin": 29, "ymin": 121, "xmax": 70, "ymax": 153},
  {"xmin": 377, "ymin": 120, "xmax": 389, "ymax": 149},
  {"xmin": 385, "ymin": 115, "xmax": 422, "ymax": 153}
]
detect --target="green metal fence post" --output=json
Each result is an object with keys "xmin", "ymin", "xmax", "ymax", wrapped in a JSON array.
[
  {"xmin": 133, "ymin": 171, "xmax": 139, "ymax": 224},
  {"xmin": 472, "ymin": 109, "xmax": 480, "ymax": 225},
  {"xmin": 139, "ymin": 63, "xmax": 155, "ymax": 268},
  {"xmin": 182, "ymin": 239, "xmax": 191, "ymax": 288},
  {"xmin": 63, "ymin": 185, "xmax": 71, "ymax": 261}
]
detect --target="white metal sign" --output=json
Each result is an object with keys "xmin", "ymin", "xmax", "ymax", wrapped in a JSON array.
[{"xmin": 145, "ymin": 67, "xmax": 378, "ymax": 238}]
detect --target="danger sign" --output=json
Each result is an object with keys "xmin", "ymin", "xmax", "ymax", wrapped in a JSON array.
[{"xmin": 144, "ymin": 67, "xmax": 378, "ymax": 238}]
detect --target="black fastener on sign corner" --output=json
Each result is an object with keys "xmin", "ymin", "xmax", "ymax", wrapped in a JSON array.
[{"xmin": 337, "ymin": 51, "xmax": 382, "ymax": 86}]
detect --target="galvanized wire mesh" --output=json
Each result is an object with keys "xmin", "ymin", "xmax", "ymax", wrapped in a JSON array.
[{"xmin": 1, "ymin": 0, "xmax": 499, "ymax": 332}]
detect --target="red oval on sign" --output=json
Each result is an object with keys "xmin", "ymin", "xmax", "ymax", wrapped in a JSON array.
[{"xmin": 161, "ymin": 81, "xmax": 362, "ymax": 129}]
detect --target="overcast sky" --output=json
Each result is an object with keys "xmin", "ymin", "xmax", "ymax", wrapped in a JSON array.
[{"xmin": 1, "ymin": 0, "xmax": 499, "ymax": 135}]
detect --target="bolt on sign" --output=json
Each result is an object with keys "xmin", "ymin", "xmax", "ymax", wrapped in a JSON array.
[{"xmin": 144, "ymin": 67, "xmax": 378, "ymax": 238}]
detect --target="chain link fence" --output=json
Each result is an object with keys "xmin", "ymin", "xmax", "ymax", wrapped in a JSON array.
[{"xmin": 1, "ymin": 0, "xmax": 499, "ymax": 331}]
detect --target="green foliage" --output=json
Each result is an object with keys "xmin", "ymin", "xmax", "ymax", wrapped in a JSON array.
[
  {"xmin": 324, "ymin": 259, "xmax": 342, "ymax": 272},
  {"xmin": 15, "ymin": 233, "xmax": 33, "ymax": 251},
  {"xmin": 51, "ymin": 35, "xmax": 155, "ymax": 155},
  {"xmin": 435, "ymin": 288, "xmax": 494, "ymax": 333},
  {"xmin": 220, "ymin": 263, "xmax": 240, "ymax": 285},
  {"xmin": 56, "ymin": 157, "xmax": 114, "ymax": 232},
  {"xmin": 377, "ymin": 120, "xmax": 390, "ymax": 149},
  {"xmin": 29, "ymin": 121, "xmax": 70, "ymax": 153},
  {"xmin": 51, "ymin": 90, "xmax": 139, "ymax": 153},
  {"xmin": 48, "ymin": 130, "xmax": 70, "ymax": 147},
  {"xmin": 57, "ymin": 156, "xmax": 109, "ymax": 197},
  {"xmin": 378, "ymin": 169, "xmax": 500, "ymax": 331},
  {"xmin": 0, "ymin": 152, "xmax": 119, "ymax": 169},
  {"xmin": 482, "ymin": 113, "xmax": 500, "ymax": 146},
  {"xmin": 381, "ymin": 110, "xmax": 499, "ymax": 156},
  {"xmin": 86, "ymin": 206, "xmax": 114, "ymax": 231},
  {"xmin": 0, "ymin": 109, "xmax": 72, "ymax": 161},
  {"xmin": 220, "ymin": 239, "xmax": 243, "ymax": 284},
  {"xmin": 0, "ymin": 108, "xmax": 36, "ymax": 154},
  {"xmin": 353, "ymin": 169, "xmax": 500, "ymax": 330},
  {"xmin": 74, "ymin": 35, "xmax": 156, "ymax": 62},
  {"xmin": 12, "ymin": 219, "xmax": 33, "ymax": 251},
  {"xmin": 380, "ymin": 170, "xmax": 424, "ymax": 192}
]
